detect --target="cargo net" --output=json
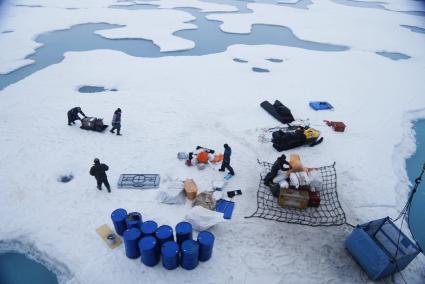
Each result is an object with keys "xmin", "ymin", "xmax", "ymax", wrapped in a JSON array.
[{"xmin": 246, "ymin": 161, "xmax": 346, "ymax": 226}]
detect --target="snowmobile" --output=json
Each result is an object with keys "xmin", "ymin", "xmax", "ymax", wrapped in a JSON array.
[{"xmin": 272, "ymin": 126, "xmax": 322, "ymax": 151}]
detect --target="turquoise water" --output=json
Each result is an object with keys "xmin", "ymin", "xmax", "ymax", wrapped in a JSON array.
[
  {"xmin": 0, "ymin": 252, "xmax": 58, "ymax": 284},
  {"xmin": 407, "ymin": 120, "xmax": 425, "ymax": 251},
  {"xmin": 0, "ymin": 6, "xmax": 348, "ymax": 90}
]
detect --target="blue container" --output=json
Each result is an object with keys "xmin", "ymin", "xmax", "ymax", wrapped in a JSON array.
[
  {"xmin": 123, "ymin": 228, "xmax": 142, "ymax": 259},
  {"xmin": 139, "ymin": 236, "xmax": 159, "ymax": 267},
  {"xmin": 176, "ymin": 222, "xmax": 193, "ymax": 244},
  {"xmin": 111, "ymin": 208, "xmax": 128, "ymax": 236},
  {"xmin": 126, "ymin": 212, "xmax": 142, "ymax": 229},
  {"xmin": 141, "ymin": 220, "xmax": 158, "ymax": 237},
  {"xmin": 156, "ymin": 225, "xmax": 174, "ymax": 246},
  {"xmin": 181, "ymin": 240, "xmax": 199, "ymax": 270},
  {"xmin": 197, "ymin": 231, "xmax": 215, "ymax": 262},
  {"xmin": 161, "ymin": 241, "xmax": 180, "ymax": 270}
]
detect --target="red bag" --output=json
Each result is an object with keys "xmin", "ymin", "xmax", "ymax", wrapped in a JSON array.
[{"xmin": 308, "ymin": 191, "xmax": 321, "ymax": 207}]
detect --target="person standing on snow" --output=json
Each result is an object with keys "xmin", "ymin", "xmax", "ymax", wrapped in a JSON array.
[
  {"xmin": 110, "ymin": 108, "xmax": 122, "ymax": 136},
  {"xmin": 90, "ymin": 158, "xmax": 111, "ymax": 193},
  {"xmin": 219, "ymin": 144, "xmax": 235, "ymax": 176},
  {"xmin": 67, "ymin": 107, "xmax": 86, "ymax": 126}
]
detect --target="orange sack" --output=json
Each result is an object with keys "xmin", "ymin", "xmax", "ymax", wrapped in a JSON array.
[
  {"xmin": 289, "ymin": 154, "xmax": 304, "ymax": 172},
  {"xmin": 197, "ymin": 151, "xmax": 209, "ymax": 164},
  {"xmin": 212, "ymin": 153, "xmax": 223, "ymax": 164}
]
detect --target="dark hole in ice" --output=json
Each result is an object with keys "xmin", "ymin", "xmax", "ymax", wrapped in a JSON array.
[
  {"xmin": 78, "ymin": 86, "xmax": 107, "ymax": 93},
  {"xmin": 252, "ymin": 67, "xmax": 270, "ymax": 73},
  {"xmin": 233, "ymin": 58, "xmax": 248, "ymax": 63},
  {"xmin": 266, "ymin": 58, "xmax": 283, "ymax": 63},
  {"xmin": 376, "ymin": 51, "xmax": 411, "ymax": 61},
  {"xmin": 58, "ymin": 174, "xmax": 74, "ymax": 183}
]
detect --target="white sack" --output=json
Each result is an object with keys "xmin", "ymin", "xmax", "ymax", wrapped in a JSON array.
[
  {"xmin": 157, "ymin": 181, "xmax": 185, "ymax": 204},
  {"xmin": 308, "ymin": 170, "xmax": 322, "ymax": 191},
  {"xmin": 185, "ymin": 206, "xmax": 224, "ymax": 231},
  {"xmin": 289, "ymin": 172, "xmax": 310, "ymax": 188}
]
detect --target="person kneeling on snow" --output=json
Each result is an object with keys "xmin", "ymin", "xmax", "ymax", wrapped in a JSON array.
[
  {"xmin": 90, "ymin": 158, "xmax": 111, "ymax": 193},
  {"xmin": 67, "ymin": 107, "xmax": 86, "ymax": 126},
  {"xmin": 264, "ymin": 154, "xmax": 292, "ymax": 186},
  {"xmin": 110, "ymin": 108, "xmax": 122, "ymax": 136}
]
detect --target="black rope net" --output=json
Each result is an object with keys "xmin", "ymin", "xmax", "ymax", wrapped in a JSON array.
[{"xmin": 246, "ymin": 161, "xmax": 346, "ymax": 226}]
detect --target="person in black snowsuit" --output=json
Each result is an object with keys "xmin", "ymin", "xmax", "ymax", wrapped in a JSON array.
[
  {"xmin": 219, "ymin": 144, "xmax": 235, "ymax": 176},
  {"xmin": 67, "ymin": 107, "xmax": 86, "ymax": 125},
  {"xmin": 110, "ymin": 108, "xmax": 122, "ymax": 136},
  {"xmin": 264, "ymin": 154, "xmax": 292, "ymax": 185},
  {"xmin": 90, "ymin": 158, "xmax": 111, "ymax": 193}
]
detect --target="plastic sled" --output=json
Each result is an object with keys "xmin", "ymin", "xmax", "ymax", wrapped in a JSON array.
[
  {"xmin": 216, "ymin": 199, "xmax": 235, "ymax": 219},
  {"xmin": 309, "ymin": 101, "xmax": 333, "ymax": 111},
  {"xmin": 117, "ymin": 174, "xmax": 160, "ymax": 189},
  {"xmin": 96, "ymin": 224, "xmax": 122, "ymax": 249}
]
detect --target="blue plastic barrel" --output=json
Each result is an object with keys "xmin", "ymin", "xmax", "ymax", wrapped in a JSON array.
[
  {"xmin": 141, "ymin": 220, "xmax": 158, "ymax": 237},
  {"xmin": 176, "ymin": 222, "xmax": 193, "ymax": 244},
  {"xmin": 126, "ymin": 212, "xmax": 142, "ymax": 229},
  {"xmin": 111, "ymin": 208, "xmax": 128, "ymax": 236},
  {"xmin": 197, "ymin": 231, "xmax": 215, "ymax": 261},
  {"xmin": 156, "ymin": 225, "xmax": 174, "ymax": 246},
  {"xmin": 181, "ymin": 240, "xmax": 199, "ymax": 270},
  {"xmin": 139, "ymin": 236, "xmax": 159, "ymax": 267},
  {"xmin": 123, "ymin": 228, "xmax": 142, "ymax": 259},
  {"xmin": 161, "ymin": 241, "xmax": 180, "ymax": 270}
]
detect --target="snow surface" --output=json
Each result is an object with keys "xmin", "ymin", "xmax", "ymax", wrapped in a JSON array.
[{"xmin": 0, "ymin": 0, "xmax": 425, "ymax": 283}]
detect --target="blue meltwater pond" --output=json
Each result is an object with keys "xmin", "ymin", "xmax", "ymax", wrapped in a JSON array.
[
  {"xmin": 406, "ymin": 120, "xmax": 425, "ymax": 251},
  {"xmin": 0, "ymin": 252, "xmax": 58, "ymax": 284}
]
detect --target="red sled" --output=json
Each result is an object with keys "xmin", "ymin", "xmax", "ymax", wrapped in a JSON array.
[
  {"xmin": 308, "ymin": 191, "xmax": 321, "ymax": 207},
  {"xmin": 324, "ymin": 120, "xmax": 346, "ymax": 132}
]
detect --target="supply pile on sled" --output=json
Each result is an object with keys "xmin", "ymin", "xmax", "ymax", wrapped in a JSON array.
[
  {"xmin": 178, "ymin": 146, "xmax": 223, "ymax": 170},
  {"xmin": 247, "ymin": 159, "xmax": 346, "ymax": 226}
]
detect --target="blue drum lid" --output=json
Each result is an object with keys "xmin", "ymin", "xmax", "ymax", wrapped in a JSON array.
[
  {"xmin": 123, "ymin": 228, "xmax": 141, "ymax": 241},
  {"xmin": 181, "ymin": 240, "xmax": 199, "ymax": 255},
  {"xmin": 197, "ymin": 231, "xmax": 215, "ymax": 246},
  {"xmin": 139, "ymin": 236, "xmax": 157, "ymax": 251},
  {"xmin": 156, "ymin": 225, "xmax": 173, "ymax": 239},
  {"xmin": 176, "ymin": 222, "xmax": 192, "ymax": 234},
  {"xmin": 141, "ymin": 220, "xmax": 158, "ymax": 235},
  {"xmin": 161, "ymin": 241, "xmax": 179, "ymax": 257},
  {"xmin": 111, "ymin": 208, "xmax": 127, "ymax": 222}
]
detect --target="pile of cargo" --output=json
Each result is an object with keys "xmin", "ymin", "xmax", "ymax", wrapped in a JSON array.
[{"xmin": 266, "ymin": 154, "xmax": 322, "ymax": 209}]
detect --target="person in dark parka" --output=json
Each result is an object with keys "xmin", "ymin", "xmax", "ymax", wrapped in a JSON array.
[
  {"xmin": 67, "ymin": 107, "xmax": 86, "ymax": 125},
  {"xmin": 264, "ymin": 154, "xmax": 292, "ymax": 185},
  {"xmin": 110, "ymin": 108, "xmax": 122, "ymax": 136},
  {"xmin": 219, "ymin": 144, "xmax": 235, "ymax": 176},
  {"xmin": 90, "ymin": 158, "xmax": 111, "ymax": 193}
]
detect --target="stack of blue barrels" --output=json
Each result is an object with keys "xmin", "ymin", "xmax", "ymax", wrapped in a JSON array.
[{"xmin": 110, "ymin": 208, "xmax": 215, "ymax": 270}]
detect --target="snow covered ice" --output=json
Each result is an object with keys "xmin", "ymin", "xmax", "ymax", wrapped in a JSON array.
[{"xmin": 0, "ymin": 0, "xmax": 425, "ymax": 283}]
